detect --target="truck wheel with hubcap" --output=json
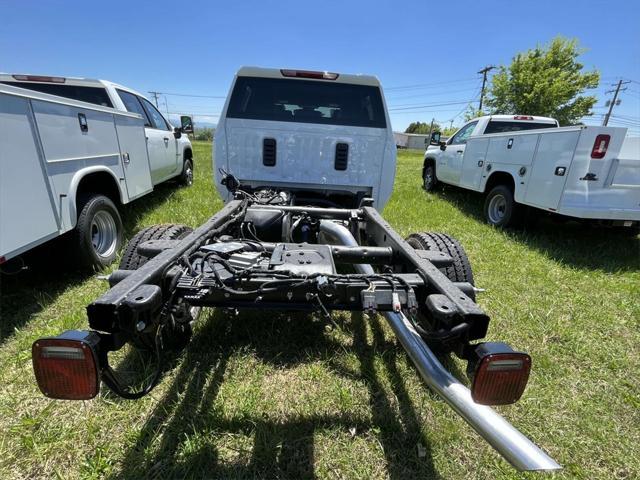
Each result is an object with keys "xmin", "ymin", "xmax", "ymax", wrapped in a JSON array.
[
  {"xmin": 180, "ymin": 159, "xmax": 194, "ymax": 186},
  {"xmin": 484, "ymin": 185, "xmax": 522, "ymax": 228},
  {"xmin": 423, "ymin": 161, "xmax": 437, "ymax": 191},
  {"xmin": 75, "ymin": 194, "xmax": 123, "ymax": 270},
  {"xmin": 405, "ymin": 231, "xmax": 474, "ymax": 284},
  {"xmin": 119, "ymin": 223, "xmax": 199, "ymax": 350}
]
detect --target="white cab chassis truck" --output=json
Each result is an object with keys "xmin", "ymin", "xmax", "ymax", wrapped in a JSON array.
[
  {"xmin": 423, "ymin": 115, "xmax": 640, "ymax": 229},
  {"xmin": 32, "ymin": 68, "xmax": 562, "ymax": 473},
  {"xmin": 0, "ymin": 75, "xmax": 195, "ymax": 269}
]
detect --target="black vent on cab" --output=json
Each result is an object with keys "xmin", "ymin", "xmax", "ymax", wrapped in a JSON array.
[
  {"xmin": 335, "ymin": 142, "xmax": 348, "ymax": 170},
  {"xmin": 263, "ymin": 138, "xmax": 276, "ymax": 166}
]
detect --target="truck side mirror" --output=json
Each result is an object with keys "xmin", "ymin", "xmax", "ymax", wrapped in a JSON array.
[
  {"xmin": 180, "ymin": 115, "xmax": 194, "ymax": 134},
  {"xmin": 430, "ymin": 131, "xmax": 441, "ymax": 146}
]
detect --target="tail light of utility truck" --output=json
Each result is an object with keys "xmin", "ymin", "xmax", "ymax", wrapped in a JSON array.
[
  {"xmin": 32, "ymin": 331, "xmax": 101, "ymax": 400},
  {"xmin": 591, "ymin": 134, "xmax": 610, "ymax": 159},
  {"xmin": 469, "ymin": 342, "xmax": 532, "ymax": 405}
]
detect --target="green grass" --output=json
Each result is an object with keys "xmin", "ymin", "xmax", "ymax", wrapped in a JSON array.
[{"xmin": 1, "ymin": 143, "xmax": 639, "ymax": 479}]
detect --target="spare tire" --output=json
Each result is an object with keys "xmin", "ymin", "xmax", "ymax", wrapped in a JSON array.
[
  {"xmin": 120, "ymin": 224, "xmax": 196, "ymax": 350},
  {"xmin": 405, "ymin": 232, "xmax": 474, "ymax": 285}
]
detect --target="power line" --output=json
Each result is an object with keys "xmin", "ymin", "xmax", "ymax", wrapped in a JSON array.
[
  {"xmin": 386, "ymin": 86, "xmax": 481, "ymax": 102},
  {"xmin": 388, "ymin": 100, "xmax": 477, "ymax": 112},
  {"xmin": 158, "ymin": 91, "xmax": 227, "ymax": 99},
  {"xmin": 385, "ymin": 78, "xmax": 478, "ymax": 91}
]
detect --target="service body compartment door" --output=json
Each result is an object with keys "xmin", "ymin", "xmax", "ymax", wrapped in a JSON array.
[
  {"xmin": 114, "ymin": 115, "xmax": 153, "ymax": 200},
  {"xmin": 459, "ymin": 137, "xmax": 489, "ymax": 190},
  {"xmin": 524, "ymin": 131, "xmax": 580, "ymax": 210},
  {"xmin": 0, "ymin": 94, "xmax": 59, "ymax": 259}
]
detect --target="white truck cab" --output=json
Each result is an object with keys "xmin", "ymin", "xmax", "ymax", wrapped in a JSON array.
[
  {"xmin": 424, "ymin": 115, "xmax": 640, "ymax": 228},
  {"xmin": 214, "ymin": 67, "xmax": 397, "ymax": 210},
  {"xmin": 0, "ymin": 74, "xmax": 194, "ymax": 186}
]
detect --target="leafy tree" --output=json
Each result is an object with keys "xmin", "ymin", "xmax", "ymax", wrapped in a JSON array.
[
  {"xmin": 463, "ymin": 106, "xmax": 485, "ymax": 122},
  {"xmin": 486, "ymin": 37, "xmax": 599, "ymax": 125},
  {"xmin": 405, "ymin": 121, "xmax": 440, "ymax": 134},
  {"xmin": 442, "ymin": 126, "xmax": 458, "ymax": 137}
]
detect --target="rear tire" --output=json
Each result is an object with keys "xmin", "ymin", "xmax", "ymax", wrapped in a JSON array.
[
  {"xmin": 120, "ymin": 224, "xmax": 197, "ymax": 350},
  {"xmin": 75, "ymin": 194, "xmax": 123, "ymax": 270},
  {"xmin": 423, "ymin": 161, "xmax": 437, "ymax": 191},
  {"xmin": 484, "ymin": 185, "xmax": 522, "ymax": 228},
  {"xmin": 406, "ymin": 232, "xmax": 474, "ymax": 285},
  {"xmin": 180, "ymin": 158, "xmax": 194, "ymax": 187}
]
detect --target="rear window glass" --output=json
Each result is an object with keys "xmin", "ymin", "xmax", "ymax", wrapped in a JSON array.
[
  {"xmin": 226, "ymin": 76, "xmax": 387, "ymax": 128},
  {"xmin": 1, "ymin": 81, "xmax": 113, "ymax": 107},
  {"xmin": 484, "ymin": 121, "xmax": 557, "ymax": 134}
]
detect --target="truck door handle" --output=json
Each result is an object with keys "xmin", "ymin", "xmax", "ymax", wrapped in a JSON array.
[{"xmin": 457, "ymin": 150, "xmax": 464, "ymax": 154}]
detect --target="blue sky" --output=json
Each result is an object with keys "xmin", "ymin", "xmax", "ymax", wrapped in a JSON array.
[{"xmin": 1, "ymin": 0, "xmax": 639, "ymax": 133}]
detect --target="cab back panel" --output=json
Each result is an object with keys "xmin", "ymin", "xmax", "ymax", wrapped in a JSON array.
[{"xmin": 225, "ymin": 118, "xmax": 386, "ymax": 194}]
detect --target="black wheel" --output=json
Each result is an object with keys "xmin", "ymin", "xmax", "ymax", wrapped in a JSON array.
[
  {"xmin": 423, "ymin": 160, "xmax": 437, "ymax": 191},
  {"xmin": 484, "ymin": 185, "xmax": 522, "ymax": 228},
  {"xmin": 180, "ymin": 158, "xmax": 194, "ymax": 186},
  {"xmin": 120, "ymin": 224, "xmax": 197, "ymax": 350},
  {"xmin": 75, "ymin": 195, "xmax": 123, "ymax": 269},
  {"xmin": 406, "ymin": 232, "xmax": 474, "ymax": 285}
]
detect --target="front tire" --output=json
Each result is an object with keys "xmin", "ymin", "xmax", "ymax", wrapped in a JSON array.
[
  {"xmin": 423, "ymin": 161, "xmax": 437, "ymax": 191},
  {"xmin": 484, "ymin": 185, "xmax": 522, "ymax": 228},
  {"xmin": 75, "ymin": 195, "xmax": 123, "ymax": 269},
  {"xmin": 180, "ymin": 158, "xmax": 194, "ymax": 186}
]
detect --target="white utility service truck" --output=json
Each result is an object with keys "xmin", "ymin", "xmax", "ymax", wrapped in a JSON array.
[
  {"xmin": 423, "ymin": 115, "xmax": 640, "ymax": 229},
  {"xmin": 0, "ymin": 75, "xmax": 195, "ymax": 269}
]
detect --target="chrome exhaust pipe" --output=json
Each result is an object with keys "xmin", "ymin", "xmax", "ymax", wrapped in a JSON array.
[{"xmin": 318, "ymin": 221, "xmax": 561, "ymax": 471}]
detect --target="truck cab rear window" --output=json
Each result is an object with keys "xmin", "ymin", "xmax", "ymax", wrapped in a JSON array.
[
  {"xmin": 1, "ymin": 81, "xmax": 113, "ymax": 107},
  {"xmin": 227, "ymin": 76, "xmax": 387, "ymax": 128},
  {"xmin": 484, "ymin": 121, "xmax": 557, "ymax": 134}
]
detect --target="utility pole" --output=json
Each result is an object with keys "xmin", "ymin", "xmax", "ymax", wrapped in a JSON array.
[
  {"xmin": 477, "ymin": 66, "xmax": 496, "ymax": 112},
  {"xmin": 148, "ymin": 91, "xmax": 161, "ymax": 108},
  {"xmin": 602, "ymin": 80, "xmax": 630, "ymax": 126}
]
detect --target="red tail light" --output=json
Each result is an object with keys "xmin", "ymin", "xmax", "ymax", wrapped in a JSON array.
[
  {"xmin": 469, "ymin": 342, "xmax": 531, "ymax": 405},
  {"xmin": 280, "ymin": 69, "xmax": 339, "ymax": 80},
  {"xmin": 32, "ymin": 331, "xmax": 101, "ymax": 400},
  {"xmin": 513, "ymin": 115, "xmax": 534, "ymax": 120},
  {"xmin": 12, "ymin": 74, "xmax": 66, "ymax": 83},
  {"xmin": 591, "ymin": 134, "xmax": 610, "ymax": 159}
]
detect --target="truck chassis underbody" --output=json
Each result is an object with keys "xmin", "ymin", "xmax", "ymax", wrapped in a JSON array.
[{"xmin": 36, "ymin": 194, "xmax": 560, "ymax": 471}]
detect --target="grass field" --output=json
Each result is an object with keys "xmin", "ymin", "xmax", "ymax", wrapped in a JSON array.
[{"xmin": 1, "ymin": 142, "xmax": 639, "ymax": 479}]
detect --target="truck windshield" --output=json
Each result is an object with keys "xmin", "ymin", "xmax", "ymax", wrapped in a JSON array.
[
  {"xmin": 484, "ymin": 121, "xmax": 557, "ymax": 134},
  {"xmin": 0, "ymin": 81, "xmax": 113, "ymax": 107},
  {"xmin": 226, "ymin": 76, "xmax": 387, "ymax": 128}
]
